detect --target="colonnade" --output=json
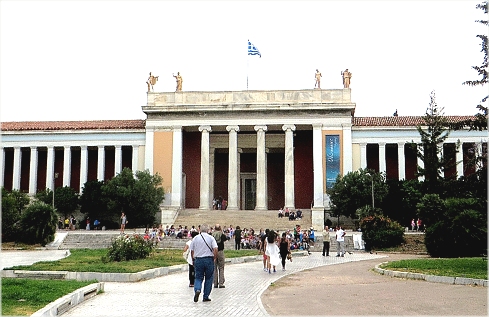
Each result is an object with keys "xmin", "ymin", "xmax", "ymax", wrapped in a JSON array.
[{"xmin": 1, "ymin": 144, "xmax": 140, "ymax": 194}]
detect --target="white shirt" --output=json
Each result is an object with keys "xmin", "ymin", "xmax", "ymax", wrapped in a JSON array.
[
  {"xmin": 190, "ymin": 232, "xmax": 217, "ymax": 258},
  {"xmin": 336, "ymin": 228, "xmax": 345, "ymax": 242}
]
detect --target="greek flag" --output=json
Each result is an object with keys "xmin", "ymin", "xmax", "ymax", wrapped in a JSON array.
[{"xmin": 248, "ymin": 40, "xmax": 261, "ymax": 57}]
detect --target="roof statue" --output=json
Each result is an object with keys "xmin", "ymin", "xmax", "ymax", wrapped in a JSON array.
[
  {"xmin": 146, "ymin": 72, "xmax": 159, "ymax": 92},
  {"xmin": 314, "ymin": 69, "xmax": 322, "ymax": 89},
  {"xmin": 341, "ymin": 69, "xmax": 352, "ymax": 88},
  {"xmin": 173, "ymin": 72, "xmax": 183, "ymax": 92}
]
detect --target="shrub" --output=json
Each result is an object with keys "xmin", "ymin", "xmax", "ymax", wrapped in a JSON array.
[
  {"xmin": 422, "ymin": 197, "xmax": 486, "ymax": 257},
  {"xmin": 17, "ymin": 201, "xmax": 57, "ymax": 246},
  {"xmin": 103, "ymin": 234, "xmax": 155, "ymax": 262},
  {"xmin": 360, "ymin": 215, "xmax": 405, "ymax": 251}
]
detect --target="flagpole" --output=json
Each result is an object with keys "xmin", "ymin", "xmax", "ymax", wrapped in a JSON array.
[{"xmin": 246, "ymin": 56, "xmax": 249, "ymax": 90}]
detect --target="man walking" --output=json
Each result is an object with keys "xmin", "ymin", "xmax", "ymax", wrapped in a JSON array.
[
  {"xmin": 212, "ymin": 224, "xmax": 228, "ymax": 288},
  {"xmin": 335, "ymin": 225, "xmax": 346, "ymax": 257},
  {"xmin": 322, "ymin": 225, "xmax": 330, "ymax": 256},
  {"xmin": 190, "ymin": 224, "xmax": 218, "ymax": 302}
]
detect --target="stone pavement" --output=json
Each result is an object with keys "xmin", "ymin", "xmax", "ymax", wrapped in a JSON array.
[{"xmin": 60, "ymin": 252, "xmax": 385, "ymax": 317}]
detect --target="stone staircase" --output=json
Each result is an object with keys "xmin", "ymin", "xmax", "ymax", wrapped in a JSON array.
[
  {"xmin": 58, "ymin": 231, "xmax": 122, "ymax": 250},
  {"xmin": 172, "ymin": 209, "xmax": 313, "ymax": 232}
]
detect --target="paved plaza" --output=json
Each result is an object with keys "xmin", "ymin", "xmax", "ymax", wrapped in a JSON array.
[{"xmin": 2, "ymin": 249, "xmax": 487, "ymax": 316}]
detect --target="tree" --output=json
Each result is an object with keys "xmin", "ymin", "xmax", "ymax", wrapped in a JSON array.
[
  {"xmin": 328, "ymin": 168, "xmax": 388, "ymax": 220},
  {"xmin": 54, "ymin": 186, "xmax": 79, "ymax": 218},
  {"xmin": 451, "ymin": 2, "xmax": 488, "ymax": 132},
  {"xmin": 102, "ymin": 168, "xmax": 165, "ymax": 228},
  {"xmin": 17, "ymin": 201, "xmax": 57, "ymax": 246},
  {"xmin": 415, "ymin": 91, "xmax": 453, "ymax": 193},
  {"xmin": 2, "ymin": 188, "xmax": 30, "ymax": 241},
  {"xmin": 79, "ymin": 180, "xmax": 113, "ymax": 227}
]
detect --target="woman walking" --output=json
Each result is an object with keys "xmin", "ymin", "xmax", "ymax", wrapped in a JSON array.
[
  {"xmin": 265, "ymin": 229, "xmax": 280, "ymax": 274},
  {"xmin": 279, "ymin": 232, "xmax": 290, "ymax": 271},
  {"xmin": 120, "ymin": 212, "xmax": 127, "ymax": 234}
]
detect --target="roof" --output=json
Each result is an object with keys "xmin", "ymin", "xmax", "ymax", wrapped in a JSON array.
[
  {"xmin": 0, "ymin": 120, "xmax": 146, "ymax": 131},
  {"xmin": 352, "ymin": 116, "xmax": 478, "ymax": 127},
  {"xmin": 0, "ymin": 116, "xmax": 479, "ymax": 131}
]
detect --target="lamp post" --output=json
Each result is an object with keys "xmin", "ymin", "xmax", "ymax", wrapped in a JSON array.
[
  {"xmin": 52, "ymin": 172, "xmax": 59, "ymax": 210},
  {"xmin": 366, "ymin": 173, "xmax": 374, "ymax": 211}
]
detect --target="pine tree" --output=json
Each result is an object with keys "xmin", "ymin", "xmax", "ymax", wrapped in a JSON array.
[{"xmin": 416, "ymin": 91, "xmax": 450, "ymax": 193}]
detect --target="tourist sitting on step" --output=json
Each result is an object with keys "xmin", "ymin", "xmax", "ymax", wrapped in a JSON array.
[
  {"xmin": 278, "ymin": 208, "xmax": 284, "ymax": 218},
  {"xmin": 288, "ymin": 211, "xmax": 296, "ymax": 221},
  {"xmin": 296, "ymin": 209, "xmax": 302, "ymax": 219},
  {"xmin": 284, "ymin": 207, "xmax": 290, "ymax": 217}
]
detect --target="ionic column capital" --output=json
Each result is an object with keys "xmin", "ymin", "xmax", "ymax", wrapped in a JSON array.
[
  {"xmin": 198, "ymin": 125, "xmax": 212, "ymax": 133},
  {"xmin": 282, "ymin": 124, "xmax": 296, "ymax": 132},
  {"xmin": 254, "ymin": 125, "xmax": 267, "ymax": 132},
  {"xmin": 226, "ymin": 125, "xmax": 240, "ymax": 132}
]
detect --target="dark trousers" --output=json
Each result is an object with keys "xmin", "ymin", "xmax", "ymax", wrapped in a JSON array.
[
  {"xmin": 235, "ymin": 240, "xmax": 241, "ymax": 250},
  {"xmin": 280, "ymin": 252, "xmax": 288, "ymax": 268},
  {"xmin": 188, "ymin": 264, "xmax": 195, "ymax": 285},
  {"xmin": 322, "ymin": 241, "xmax": 330, "ymax": 256}
]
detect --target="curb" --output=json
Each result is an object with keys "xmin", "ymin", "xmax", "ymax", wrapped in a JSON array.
[
  {"xmin": 374, "ymin": 262, "xmax": 488, "ymax": 287},
  {"xmin": 31, "ymin": 282, "xmax": 104, "ymax": 317}
]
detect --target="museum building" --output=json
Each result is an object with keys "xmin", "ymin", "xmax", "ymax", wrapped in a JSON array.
[{"xmin": 1, "ymin": 89, "xmax": 486, "ymax": 229}]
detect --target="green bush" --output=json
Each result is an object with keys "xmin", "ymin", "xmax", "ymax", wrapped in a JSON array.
[
  {"xmin": 17, "ymin": 201, "xmax": 57, "ymax": 246},
  {"xmin": 103, "ymin": 234, "xmax": 155, "ymax": 262},
  {"xmin": 421, "ymin": 197, "xmax": 486, "ymax": 258},
  {"xmin": 360, "ymin": 215, "xmax": 405, "ymax": 251}
]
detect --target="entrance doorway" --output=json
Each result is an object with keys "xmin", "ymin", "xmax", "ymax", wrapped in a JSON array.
[{"xmin": 241, "ymin": 173, "xmax": 256, "ymax": 210}]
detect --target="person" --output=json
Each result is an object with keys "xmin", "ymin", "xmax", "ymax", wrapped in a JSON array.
[
  {"xmin": 259, "ymin": 229, "xmax": 268, "ymax": 271},
  {"xmin": 309, "ymin": 227, "xmax": 315, "ymax": 244},
  {"xmin": 173, "ymin": 72, "xmax": 183, "ymax": 91},
  {"xmin": 190, "ymin": 224, "xmax": 218, "ymax": 302},
  {"xmin": 64, "ymin": 217, "xmax": 69, "ymax": 230},
  {"xmin": 146, "ymin": 72, "xmax": 158, "ymax": 92},
  {"xmin": 234, "ymin": 226, "xmax": 242, "ymax": 250},
  {"xmin": 278, "ymin": 208, "xmax": 284, "ymax": 218},
  {"xmin": 322, "ymin": 225, "xmax": 330, "ymax": 256},
  {"xmin": 279, "ymin": 232, "xmax": 290, "ymax": 271},
  {"xmin": 184, "ymin": 230, "xmax": 199, "ymax": 287},
  {"xmin": 120, "ymin": 212, "xmax": 127, "ymax": 234},
  {"xmin": 417, "ymin": 218, "xmax": 422, "ymax": 232},
  {"xmin": 411, "ymin": 219, "xmax": 416, "ymax": 231},
  {"xmin": 265, "ymin": 229, "xmax": 280, "ymax": 274},
  {"xmin": 335, "ymin": 225, "xmax": 346, "ymax": 257},
  {"xmin": 93, "ymin": 219, "xmax": 100, "ymax": 230},
  {"xmin": 341, "ymin": 69, "xmax": 352, "ymax": 88},
  {"xmin": 58, "ymin": 217, "xmax": 63, "ymax": 230},
  {"xmin": 314, "ymin": 69, "xmax": 322, "ymax": 89},
  {"xmin": 211, "ymin": 224, "xmax": 228, "ymax": 288}
]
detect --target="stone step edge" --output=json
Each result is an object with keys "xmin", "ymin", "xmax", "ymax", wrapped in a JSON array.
[{"xmin": 374, "ymin": 262, "xmax": 488, "ymax": 287}]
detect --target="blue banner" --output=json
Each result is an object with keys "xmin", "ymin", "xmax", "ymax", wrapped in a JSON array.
[{"xmin": 325, "ymin": 135, "xmax": 340, "ymax": 190}]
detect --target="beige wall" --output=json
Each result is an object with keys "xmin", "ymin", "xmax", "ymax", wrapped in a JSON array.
[
  {"xmin": 153, "ymin": 131, "xmax": 173, "ymax": 194},
  {"xmin": 352, "ymin": 143, "xmax": 360, "ymax": 171}
]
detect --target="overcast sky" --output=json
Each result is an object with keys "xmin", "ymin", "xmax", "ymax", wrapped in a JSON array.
[{"xmin": 0, "ymin": 0, "xmax": 486, "ymax": 122}]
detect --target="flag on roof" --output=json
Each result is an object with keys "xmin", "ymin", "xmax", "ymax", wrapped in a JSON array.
[{"xmin": 248, "ymin": 40, "xmax": 261, "ymax": 57}]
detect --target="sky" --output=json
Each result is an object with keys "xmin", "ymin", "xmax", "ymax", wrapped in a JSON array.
[{"xmin": 0, "ymin": 0, "xmax": 487, "ymax": 123}]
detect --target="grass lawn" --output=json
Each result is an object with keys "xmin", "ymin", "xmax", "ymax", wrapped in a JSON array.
[
  {"xmin": 4, "ymin": 248, "xmax": 261, "ymax": 273},
  {"xmin": 381, "ymin": 257, "xmax": 488, "ymax": 280},
  {"xmin": 1, "ymin": 278, "xmax": 95, "ymax": 316}
]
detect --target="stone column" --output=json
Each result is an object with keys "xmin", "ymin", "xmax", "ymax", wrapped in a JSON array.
[
  {"xmin": 342, "ymin": 123, "xmax": 353, "ymax": 174},
  {"xmin": 171, "ymin": 127, "xmax": 183, "ymax": 208},
  {"xmin": 359, "ymin": 143, "xmax": 367, "ymax": 169},
  {"xmin": 282, "ymin": 124, "xmax": 296, "ymax": 210},
  {"xmin": 226, "ymin": 125, "xmax": 240, "ymax": 211},
  {"xmin": 29, "ymin": 147, "xmax": 38, "ymax": 195},
  {"xmin": 132, "ymin": 145, "xmax": 139, "ymax": 172},
  {"xmin": 46, "ymin": 146, "xmax": 55, "ymax": 190},
  {"xmin": 115, "ymin": 145, "xmax": 122, "ymax": 175},
  {"xmin": 378, "ymin": 142, "xmax": 386, "ymax": 174},
  {"xmin": 237, "ymin": 148, "xmax": 242, "ymax": 208},
  {"xmin": 145, "ymin": 128, "xmax": 154, "ymax": 174},
  {"xmin": 417, "ymin": 145, "xmax": 425, "ymax": 181},
  {"xmin": 199, "ymin": 125, "xmax": 212, "ymax": 210},
  {"xmin": 254, "ymin": 125, "xmax": 268, "ymax": 211},
  {"xmin": 63, "ymin": 146, "xmax": 71, "ymax": 187},
  {"xmin": 209, "ymin": 148, "xmax": 215, "ymax": 207},
  {"xmin": 0, "ymin": 148, "xmax": 5, "ymax": 188},
  {"xmin": 97, "ymin": 146, "xmax": 105, "ymax": 181},
  {"xmin": 312, "ymin": 124, "xmax": 324, "ymax": 231},
  {"xmin": 12, "ymin": 146, "xmax": 21, "ymax": 190},
  {"xmin": 456, "ymin": 143, "xmax": 464, "ymax": 178},
  {"xmin": 79, "ymin": 146, "xmax": 88, "ymax": 194},
  {"xmin": 476, "ymin": 142, "xmax": 483, "ymax": 171},
  {"xmin": 397, "ymin": 142, "xmax": 406, "ymax": 180}
]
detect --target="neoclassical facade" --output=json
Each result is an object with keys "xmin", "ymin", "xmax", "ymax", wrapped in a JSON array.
[{"xmin": 1, "ymin": 89, "xmax": 485, "ymax": 229}]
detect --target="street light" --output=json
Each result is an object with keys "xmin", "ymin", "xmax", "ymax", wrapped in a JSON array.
[
  {"xmin": 365, "ymin": 172, "xmax": 374, "ymax": 211},
  {"xmin": 52, "ymin": 172, "xmax": 59, "ymax": 210}
]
